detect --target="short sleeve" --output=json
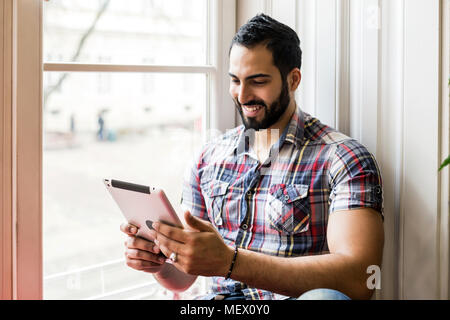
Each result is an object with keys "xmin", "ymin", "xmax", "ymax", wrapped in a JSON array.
[
  {"xmin": 180, "ymin": 146, "xmax": 209, "ymax": 221},
  {"xmin": 328, "ymin": 140, "xmax": 384, "ymax": 218}
]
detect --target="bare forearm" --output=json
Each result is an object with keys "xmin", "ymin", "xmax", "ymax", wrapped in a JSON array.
[
  {"xmin": 230, "ymin": 249, "xmax": 373, "ymax": 299},
  {"xmin": 154, "ymin": 263, "xmax": 197, "ymax": 293}
]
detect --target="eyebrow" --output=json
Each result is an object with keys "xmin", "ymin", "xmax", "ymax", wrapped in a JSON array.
[{"xmin": 228, "ymin": 72, "xmax": 272, "ymax": 80}]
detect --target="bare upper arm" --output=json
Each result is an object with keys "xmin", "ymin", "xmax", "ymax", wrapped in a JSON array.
[{"xmin": 327, "ymin": 208, "xmax": 384, "ymax": 266}]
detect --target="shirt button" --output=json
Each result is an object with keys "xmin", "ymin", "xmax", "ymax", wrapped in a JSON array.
[
  {"xmin": 284, "ymin": 195, "xmax": 290, "ymax": 201},
  {"xmin": 241, "ymin": 224, "xmax": 248, "ymax": 230}
]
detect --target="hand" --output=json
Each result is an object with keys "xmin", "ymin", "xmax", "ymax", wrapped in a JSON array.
[
  {"xmin": 120, "ymin": 223, "xmax": 166, "ymax": 274},
  {"xmin": 151, "ymin": 211, "xmax": 235, "ymax": 277}
]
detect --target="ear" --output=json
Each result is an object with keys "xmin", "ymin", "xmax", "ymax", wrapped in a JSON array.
[{"xmin": 288, "ymin": 68, "xmax": 301, "ymax": 92}]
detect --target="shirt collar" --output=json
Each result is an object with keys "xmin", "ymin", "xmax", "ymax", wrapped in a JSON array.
[{"xmin": 280, "ymin": 104, "xmax": 305, "ymax": 148}]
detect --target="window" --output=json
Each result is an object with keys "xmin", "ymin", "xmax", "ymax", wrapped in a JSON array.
[{"xmin": 42, "ymin": 0, "xmax": 235, "ymax": 299}]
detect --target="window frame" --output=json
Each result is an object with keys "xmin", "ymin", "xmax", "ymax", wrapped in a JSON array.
[
  {"xmin": 1, "ymin": 0, "xmax": 14, "ymax": 300},
  {"xmin": 1, "ymin": 0, "xmax": 236, "ymax": 299}
]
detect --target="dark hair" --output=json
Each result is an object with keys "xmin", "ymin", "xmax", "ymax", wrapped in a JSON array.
[{"xmin": 229, "ymin": 13, "xmax": 302, "ymax": 80}]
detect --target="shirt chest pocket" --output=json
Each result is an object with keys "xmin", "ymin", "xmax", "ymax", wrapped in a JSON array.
[
  {"xmin": 266, "ymin": 184, "xmax": 311, "ymax": 234},
  {"xmin": 201, "ymin": 180, "xmax": 229, "ymax": 227}
]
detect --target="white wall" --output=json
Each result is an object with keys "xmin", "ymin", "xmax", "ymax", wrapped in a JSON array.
[{"xmin": 236, "ymin": 0, "xmax": 449, "ymax": 299}]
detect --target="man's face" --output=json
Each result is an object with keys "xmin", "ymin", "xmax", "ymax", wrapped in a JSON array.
[{"xmin": 228, "ymin": 44, "xmax": 290, "ymax": 131}]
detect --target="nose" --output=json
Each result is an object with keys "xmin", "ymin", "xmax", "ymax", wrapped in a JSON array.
[{"xmin": 234, "ymin": 83, "xmax": 253, "ymax": 105}]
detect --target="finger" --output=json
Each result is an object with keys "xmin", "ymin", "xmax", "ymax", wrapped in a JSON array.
[
  {"xmin": 125, "ymin": 248, "xmax": 166, "ymax": 265},
  {"xmin": 152, "ymin": 221, "xmax": 188, "ymax": 244},
  {"xmin": 169, "ymin": 255, "xmax": 199, "ymax": 276},
  {"xmin": 169, "ymin": 255, "xmax": 189, "ymax": 273},
  {"xmin": 154, "ymin": 232, "xmax": 185, "ymax": 256},
  {"xmin": 120, "ymin": 223, "xmax": 138, "ymax": 236},
  {"xmin": 125, "ymin": 235, "xmax": 159, "ymax": 254},
  {"xmin": 125, "ymin": 257, "xmax": 163, "ymax": 271},
  {"xmin": 157, "ymin": 242, "xmax": 171, "ymax": 260},
  {"xmin": 158, "ymin": 246, "xmax": 186, "ymax": 271},
  {"xmin": 184, "ymin": 211, "xmax": 214, "ymax": 232}
]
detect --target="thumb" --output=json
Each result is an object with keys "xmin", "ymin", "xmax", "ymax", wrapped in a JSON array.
[{"xmin": 184, "ymin": 211, "xmax": 214, "ymax": 232}]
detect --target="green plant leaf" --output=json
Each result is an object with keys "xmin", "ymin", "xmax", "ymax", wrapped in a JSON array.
[{"xmin": 439, "ymin": 155, "xmax": 450, "ymax": 171}]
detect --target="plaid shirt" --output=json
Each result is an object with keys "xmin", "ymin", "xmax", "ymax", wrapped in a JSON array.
[{"xmin": 181, "ymin": 106, "xmax": 383, "ymax": 300}]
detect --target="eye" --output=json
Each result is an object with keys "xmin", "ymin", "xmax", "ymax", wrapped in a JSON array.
[
  {"xmin": 231, "ymin": 79, "xmax": 240, "ymax": 84},
  {"xmin": 252, "ymin": 80, "xmax": 267, "ymax": 85}
]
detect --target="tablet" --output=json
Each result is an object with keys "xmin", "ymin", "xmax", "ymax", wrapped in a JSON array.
[{"xmin": 103, "ymin": 178, "xmax": 183, "ymax": 243}]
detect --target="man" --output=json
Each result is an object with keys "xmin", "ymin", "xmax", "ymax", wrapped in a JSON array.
[{"xmin": 120, "ymin": 14, "xmax": 384, "ymax": 300}]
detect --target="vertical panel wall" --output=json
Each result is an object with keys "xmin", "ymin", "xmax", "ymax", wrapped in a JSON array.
[
  {"xmin": 439, "ymin": 0, "xmax": 450, "ymax": 300},
  {"xmin": 349, "ymin": 0, "xmax": 380, "ymax": 154},
  {"xmin": 294, "ymin": 0, "xmax": 339, "ymax": 129},
  {"xmin": 378, "ymin": 0, "xmax": 405, "ymax": 300},
  {"xmin": 401, "ymin": 0, "xmax": 441, "ymax": 299},
  {"xmin": 295, "ymin": 0, "xmax": 316, "ymax": 117}
]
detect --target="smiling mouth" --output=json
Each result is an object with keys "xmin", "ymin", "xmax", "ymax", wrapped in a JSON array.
[
  {"xmin": 242, "ymin": 104, "xmax": 264, "ymax": 118},
  {"xmin": 243, "ymin": 105, "xmax": 264, "ymax": 112}
]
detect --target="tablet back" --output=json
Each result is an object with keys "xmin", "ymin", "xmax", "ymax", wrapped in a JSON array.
[{"xmin": 104, "ymin": 179, "xmax": 182, "ymax": 241}]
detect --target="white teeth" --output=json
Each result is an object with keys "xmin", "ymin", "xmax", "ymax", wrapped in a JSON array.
[{"xmin": 244, "ymin": 106, "xmax": 262, "ymax": 112}]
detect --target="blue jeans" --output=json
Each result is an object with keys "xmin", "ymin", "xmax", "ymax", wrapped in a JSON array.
[
  {"xmin": 203, "ymin": 288, "xmax": 351, "ymax": 300},
  {"xmin": 296, "ymin": 288, "xmax": 351, "ymax": 300}
]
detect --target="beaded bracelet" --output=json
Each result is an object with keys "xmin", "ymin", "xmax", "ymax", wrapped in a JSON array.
[{"xmin": 225, "ymin": 246, "xmax": 239, "ymax": 280}]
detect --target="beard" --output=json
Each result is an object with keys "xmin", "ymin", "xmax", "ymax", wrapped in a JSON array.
[{"xmin": 234, "ymin": 79, "xmax": 291, "ymax": 131}]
